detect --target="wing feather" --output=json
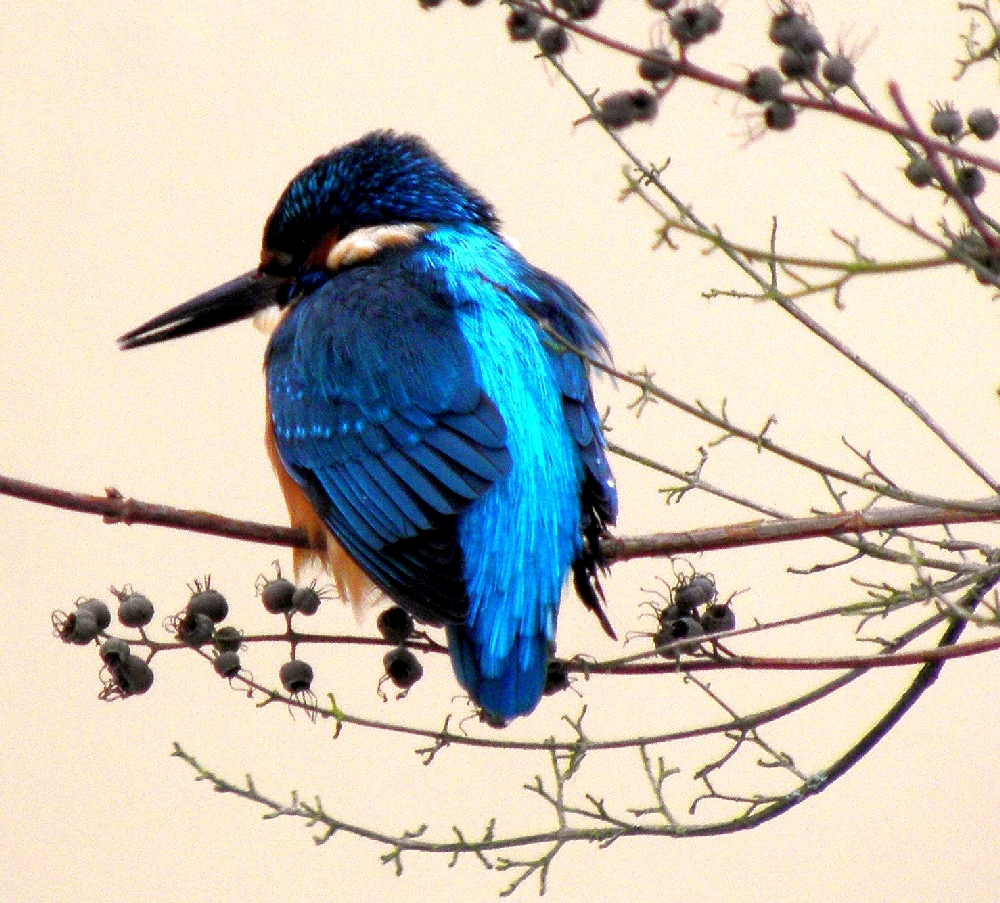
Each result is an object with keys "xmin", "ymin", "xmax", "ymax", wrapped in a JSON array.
[{"xmin": 267, "ymin": 257, "xmax": 512, "ymax": 624}]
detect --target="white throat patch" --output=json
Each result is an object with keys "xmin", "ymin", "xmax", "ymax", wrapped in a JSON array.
[
  {"xmin": 253, "ymin": 223, "xmax": 429, "ymax": 336},
  {"xmin": 253, "ymin": 304, "xmax": 284, "ymax": 335}
]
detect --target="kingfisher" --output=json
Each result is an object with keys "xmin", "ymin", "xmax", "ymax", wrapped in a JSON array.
[{"xmin": 118, "ymin": 132, "xmax": 617, "ymax": 722}]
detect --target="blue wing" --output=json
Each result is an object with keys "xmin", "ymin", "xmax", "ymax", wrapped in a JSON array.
[
  {"xmin": 527, "ymin": 269, "xmax": 618, "ymax": 637},
  {"xmin": 409, "ymin": 226, "xmax": 617, "ymax": 719},
  {"xmin": 268, "ymin": 228, "xmax": 616, "ymax": 722},
  {"xmin": 266, "ymin": 258, "xmax": 512, "ymax": 625}
]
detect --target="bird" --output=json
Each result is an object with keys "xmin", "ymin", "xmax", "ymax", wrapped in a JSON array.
[{"xmin": 118, "ymin": 131, "xmax": 617, "ymax": 722}]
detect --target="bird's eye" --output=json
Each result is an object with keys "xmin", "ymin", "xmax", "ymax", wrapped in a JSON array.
[{"xmin": 260, "ymin": 248, "xmax": 296, "ymax": 275}]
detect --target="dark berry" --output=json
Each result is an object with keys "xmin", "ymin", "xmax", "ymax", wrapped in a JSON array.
[
  {"xmin": 383, "ymin": 647, "xmax": 424, "ymax": 689},
  {"xmin": 822, "ymin": 54, "xmax": 854, "ymax": 86},
  {"xmin": 951, "ymin": 232, "xmax": 1000, "ymax": 283},
  {"xmin": 698, "ymin": 3, "xmax": 722, "ymax": 33},
  {"xmin": 279, "ymin": 659, "xmax": 314, "ymax": 693},
  {"xmin": 654, "ymin": 617, "xmax": 702, "ymax": 657},
  {"xmin": 670, "ymin": 5, "xmax": 722, "ymax": 45},
  {"xmin": 793, "ymin": 22, "xmax": 823, "ymax": 52},
  {"xmin": 377, "ymin": 606, "xmax": 415, "ymax": 644},
  {"xmin": 507, "ymin": 9, "xmax": 540, "ymax": 41},
  {"xmin": 537, "ymin": 25, "xmax": 569, "ymax": 56},
  {"xmin": 291, "ymin": 585, "xmax": 322, "ymax": 615},
  {"xmin": 418, "ymin": 0, "xmax": 445, "ymax": 7},
  {"xmin": 930, "ymin": 105, "xmax": 962, "ymax": 139},
  {"xmin": 598, "ymin": 92, "xmax": 638, "ymax": 129},
  {"xmin": 700, "ymin": 603, "xmax": 737, "ymax": 634},
  {"xmin": 769, "ymin": 10, "xmax": 800, "ymax": 45},
  {"xmin": 261, "ymin": 577, "xmax": 296, "ymax": 614},
  {"xmin": 654, "ymin": 616, "xmax": 704, "ymax": 654},
  {"xmin": 779, "ymin": 47, "xmax": 818, "ymax": 79},
  {"xmin": 78, "ymin": 598, "xmax": 111, "ymax": 632},
  {"xmin": 598, "ymin": 89, "xmax": 657, "ymax": 129},
  {"xmin": 648, "ymin": 0, "xmax": 679, "ymax": 9},
  {"xmin": 955, "ymin": 165, "xmax": 985, "ymax": 197},
  {"xmin": 657, "ymin": 602, "xmax": 686, "ymax": 626},
  {"xmin": 176, "ymin": 611, "xmax": 214, "ymax": 647},
  {"xmin": 99, "ymin": 636, "xmax": 131, "ymax": 667},
  {"xmin": 543, "ymin": 659, "xmax": 570, "ymax": 695},
  {"xmin": 213, "ymin": 651, "xmax": 242, "ymax": 678},
  {"xmin": 905, "ymin": 157, "xmax": 935, "ymax": 187},
  {"xmin": 638, "ymin": 49, "xmax": 675, "ymax": 82},
  {"xmin": 57, "ymin": 609, "xmax": 100, "ymax": 645},
  {"xmin": 459, "ymin": 0, "xmax": 485, "ymax": 5},
  {"xmin": 745, "ymin": 67, "xmax": 784, "ymax": 103},
  {"xmin": 674, "ymin": 575, "xmax": 716, "ymax": 610},
  {"xmin": 672, "ymin": 616, "xmax": 705, "ymax": 640},
  {"xmin": 967, "ymin": 108, "xmax": 999, "ymax": 140},
  {"xmin": 187, "ymin": 588, "xmax": 228, "ymax": 623},
  {"xmin": 117, "ymin": 592, "xmax": 154, "ymax": 628},
  {"xmin": 770, "ymin": 11, "xmax": 823, "ymax": 52},
  {"xmin": 765, "ymin": 100, "xmax": 796, "ymax": 130},
  {"xmin": 213, "ymin": 625, "xmax": 243, "ymax": 653},
  {"xmin": 115, "ymin": 656, "xmax": 154, "ymax": 696},
  {"xmin": 554, "ymin": 0, "xmax": 602, "ymax": 20},
  {"xmin": 630, "ymin": 90, "xmax": 658, "ymax": 122}
]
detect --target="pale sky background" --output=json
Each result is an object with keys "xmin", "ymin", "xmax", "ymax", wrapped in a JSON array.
[{"xmin": 3, "ymin": 2, "xmax": 1000, "ymax": 901}]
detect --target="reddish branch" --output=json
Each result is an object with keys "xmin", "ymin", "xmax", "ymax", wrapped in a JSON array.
[
  {"xmin": 888, "ymin": 80, "xmax": 1000, "ymax": 251},
  {"xmin": 512, "ymin": 1, "xmax": 1000, "ymax": 175},
  {"xmin": 145, "ymin": 626, "xmax": 1000, "ymax": 672},
  {"xmin": 607, "ymin": 500, "xmax": 1000, "ymax": 559},
  {"xmin": 591, "ymin": 631, "xmax": 1000, "ymax": 675},
  {"xmin": 0, "ymin": 473, "xmax": 303, "ymax": 548},
  {"xmin": 3, "ymin": 471, "xmax": 999, "ymax": 563}
]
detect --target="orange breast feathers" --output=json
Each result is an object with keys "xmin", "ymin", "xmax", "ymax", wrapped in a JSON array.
[{"xmin": 264, "ymin": 399, "xmax": 376, "ymax": 615}]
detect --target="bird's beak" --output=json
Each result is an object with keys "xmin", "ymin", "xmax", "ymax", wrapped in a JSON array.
[{"xmin": 117, "ymin": 270, "xmax": 287, "ymax": 350}]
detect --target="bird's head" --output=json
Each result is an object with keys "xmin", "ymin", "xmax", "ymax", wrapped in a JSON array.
[
  {"xmin": 119, "ymin": 132, "xmax": 496, "ymax": 349},
  {"xmin": 260, "ymin": 131, "xmax": 496, "ymax": 275}
]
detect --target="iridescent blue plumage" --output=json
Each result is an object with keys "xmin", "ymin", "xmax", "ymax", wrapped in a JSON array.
[
  {"xmin": 121, "ymin": 131, "xmax": 616, "ymax": 722},
  {"xmin": 262, "ymin": 132, "xmax": 497, "ymax": 268},
  {"xmin": 262, "ymin": 133, "xmax": 616, "ymax": 720}
]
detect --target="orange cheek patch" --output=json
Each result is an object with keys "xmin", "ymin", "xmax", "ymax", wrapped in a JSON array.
[{"xmin": 304, "ymin": 229, "xmax": 342, "ymax": 269}]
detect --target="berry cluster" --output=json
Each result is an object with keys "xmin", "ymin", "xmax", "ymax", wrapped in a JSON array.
[
  {"xmin": 600, "ymin": 2, "xmax": 721, "ymax": 130},
  {"xmin": 52, "ymin": 571, "xmax": 424, "ymax": 711},
  {"xmin": 652, "ymin": 573, "xmax": 736, "ymax": 656},
  {"xmin": 53, "ymin": 560, "xmax": 442, "ymax": 719},
  {"xmin": 428, "ymin": 0, "xmax": 999, "ymax": 237},
  {"xmin": 376, "ymin": 605, "xmax": 424, "ymax": 697},
  {"xmin": 258, "ymin": 574, "xmax": 323, "ymax": 616},
  {"xmin": 734, "ymin": 6, "xmax": 858, "ymax": 132},
  {"xmin": 666, "ymin": 3, "xmax": 723, "ymax": 46},
  {"xmin": 171, "ymin": 580, "xmax": 229, "ymax": 648},
  {"xmin": 253, "ymin": 572, "xmax": 331, "ymax": 700},
  {"xmin": 52, "ymin": 592, "xmax": 156, "ymax": 699},
  {"xmin": 904, "ymin": 103, "xmax": 996, "ymax": 198},
  {"xmin": 429, "ymin": 2, "xmax": 864, "ymax": 133},
  {"xmin": 904, "ymin": 100, "xmax": 998, "ymax": 279}
]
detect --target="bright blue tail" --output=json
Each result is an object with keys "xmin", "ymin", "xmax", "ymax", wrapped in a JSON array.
[
  {"xmin": 447, "ymin": 625, "xmax": 549, "ymax": 721},
  {"xmin": 416, "ymin": 226, "xmax": 603, "ymax": 724}
]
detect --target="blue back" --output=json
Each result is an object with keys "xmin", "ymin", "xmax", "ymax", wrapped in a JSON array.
[{"xmin": 267, "ymin": 221, "xmax": 614, "ymax": 721}]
